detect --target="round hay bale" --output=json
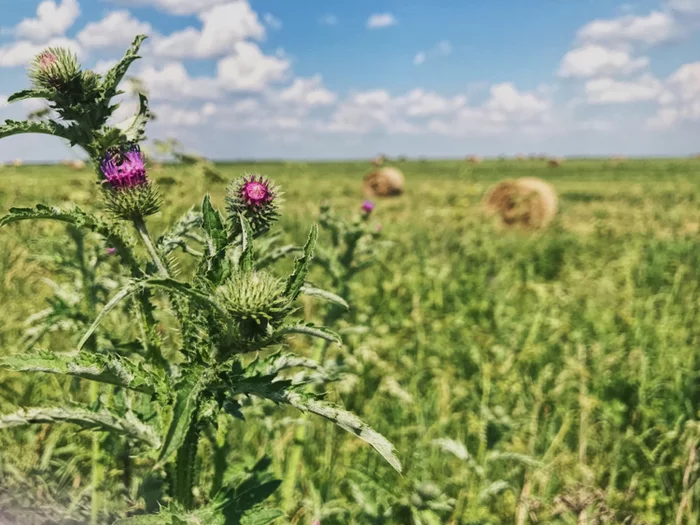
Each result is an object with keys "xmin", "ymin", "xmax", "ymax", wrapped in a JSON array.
[
  {"xmin": 547, "ymin": 158, "xmax": 563, "ymax": 168},
  {"xmin": 71, "ymin": 160, "xmax": 86, "ymax": 170},
  {"xmin": 363, "ymin": 166, "xmax": 405, "ymax": 197},
  {"xmin": 466, "ymin": 155, "xmax": 482, "ymax": 164},
  {"xmin": 60, "ymin": 159, "xmax": 73, "ymax": 167},
  {"xmin": 12, "ymin": 159, "xmax": 24, "ymax": 167},
  {"xmin": 483, "ymin": 177, "xmax": 558, "ymax": 229},
  {"xmin": 516, "ymin": 154, "xmax": 526, "ymax": 161}
]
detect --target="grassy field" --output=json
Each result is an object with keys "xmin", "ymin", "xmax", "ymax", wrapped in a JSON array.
[{"xmin": 1, "ymin": 158, "xmax": 700, "ymax": 524}]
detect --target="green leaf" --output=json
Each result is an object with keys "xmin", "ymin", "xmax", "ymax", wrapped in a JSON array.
[
  {"xmin": 7, "ymin": 88, "xmax": 54, "ymax": 103},
  {"xmin": 280, "ymin": 323, "xmax": 342, "ymax": 346},
  {"xmin": 239, "ymin": 508, "xmax": 285, "ymax": 525},
  {"xmin": 300, "ymin": 284, "xmax": 349, "ymax": 310},
  {"xmin": 239, "ymin": 214, "xmax": 254, "ymax": 273},
  {"xmin": 100, "ymin": 35, "xmax": 147, "ymax": 102},
  {"xmin": 0, "ymin": 407, "xmax": 160, "ymax": 447},
  {"xmin": 158, "ymin": 208, "xmax": 203, "ymax": 256},
  {"xmin": 0, "ymin": 204, "xmax": 142, "ymax": 277},
  {"xmin": 202, "ymin": 195, "xmax": 227, "ymax": 252},
  {"xmin": 283, "ymin": 224, "xmax": 318, "ymax": 300},
  {"xmin": 255, "ymin": 244, "xmax": 302, "ymax": 269},
  {"xmin": 0, "ymin": 119, "xmax": 84, "ymax": 145},
  {"xmin": 157, "ymin": 370, "xmax": 209, "ymax": 467},
  {"xmin": 242, "ymin": 389, "xmax": 402, "ymax": 473},
  {"xmin": 78, "ymin": 282, "xmax": 142, "ymax": 351},
  {"xmin": 115, "ymin": 92, "xmax": 150, "ymax": 142},
  {"xmin": 0, "ymin": 351, "xmax": 157, "ymax": 394}
]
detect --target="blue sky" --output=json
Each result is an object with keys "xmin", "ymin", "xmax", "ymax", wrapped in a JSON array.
[{"xmin": 0, "ymin": 0, "xmax": 699, "ymax": 162}]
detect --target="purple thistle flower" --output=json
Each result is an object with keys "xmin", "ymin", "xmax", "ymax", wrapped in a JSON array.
[
  {"xmin": 240, "ymin": 175, "xmax": 275, "ymax": 207},
  {"xmin": 38, "ymin": 51, "xmax": 58, "ymax": 70},
  {"xmin": 100, "ymin": 144, "xmax": 148, "ymax": 190},
  {"xmin": 362, "ymin": 200, "xmax": 375, "ymax": 214},
  {"xmin": 106, "ymin": 247, "xmax": 117, "ymax": 255}
]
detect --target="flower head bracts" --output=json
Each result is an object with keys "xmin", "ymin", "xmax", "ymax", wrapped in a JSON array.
[
  {"xmin": 28, "ymin": 48, "xmax": 80, "ymax": 90},
  {"xmin": 226, "ymin": 175, "xmax": 282, "ymax": 236}
]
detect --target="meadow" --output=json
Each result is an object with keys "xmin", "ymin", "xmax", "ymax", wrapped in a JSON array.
[{"xmin": 1, "ymin": 157, "xmax": 700, "ymax": 524}]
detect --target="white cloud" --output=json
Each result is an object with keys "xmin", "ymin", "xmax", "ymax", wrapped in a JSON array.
[
  {"xmin": 77, "ymin": 11, "xmax": 152, "ymax": 49},
  {"xmin": 277, "ymin": 75, "xmax": 336, "ymax": 107},
  {"xmin": 319, "ymin": 14, "xmax": 338, "ymax": 26},
  {"xmin": 152, "ymin": 104, "xmax": 211, "ymax": 126},
  {"xmin": 217, "ymin": 41, "xmax": 290, "ymax": 91},
  {"xmin": 649, "ymin": 61, "xmax": 700, "ymax": 127},
  {"xmin": 414, "ymin": 52, "xmax": 426, "ymax": 65},
  {"xmin": 667, "ymin": 0, "xmax": 700, "ymax": 14},
  {"xmin": 15, "ymin": 0, "xmax": 80, "ymax": 42},
  {"xmin": 138, "ymin": 62, "xmax": 223, "ymax": 100},
  {"xmin": 558, "ymin": 44, "xmax": 648, "ymax": 78},
  {"xmin": 577, "ymin": 11, "xmax": 678, "ymax": 46},
  {"xmin": 109, "ymin": 0, "xmax": 229, "ymax": 15},
  {"xmin": 0, "ymin": 38, "xmax": 82, "ymax": 68},
  {"xmin": 93, "ymin": 59, "xmax": 117, "ymax": 74},
  {"xmin": 396, "ymin": 89, "xmax": 466, "ymax": 117},
  {"xmin": 263, "ymin": 13, "xmax": 282, "ymax": 30},
  {"xmin": 367, "ymin": 13, "xmax": 397, "ymax": 29},
  {"xmin": 585, "ymin": 74, "xmax": 663, "ymax": 104},
  {"xmin": 151, "ymin": 1, "xmax": 265, "ymax": 59}
]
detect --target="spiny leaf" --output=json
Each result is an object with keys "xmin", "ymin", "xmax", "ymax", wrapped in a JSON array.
[
  {"xmin": 158, "ymin": 207, "xmax": 203, "ymax": 255},
  {"xmin": 157, "ymin": 370, "xmax": 209, "ymax": 467},
  {"xmin": 300, "ymin": 284, "xmax": 349, "ymax": 310},
  {"xmin": 284, "ymin": 224, "xmax": 318, "ymax": 300},
  {"xmin": 280, "ymin": 323, "xmax": 342, "ymax": 346},
  {"xmin": 0, "ymin": 407, "xmax": 160, "ymax": 448},
  {"xmin": 255, "ymin": 244, "xmax": 302, "ymax": 269},
  {"xmin": 7, "ymin": 88, "xmax": 54, "ymax": 103},
  {"xmin": 78, "ymin": 282, "xmax": 141, "ymax": 350},
  {"xmin": 100, "ymin": 35, "xmax": 147, "ymax": 102},
  {"xmin": 0, "ymin": 351, "xmax": 157, "ymax": 394},
  {"xmin": 0, "ymin": 119, "xmax": 83, "ymax": 144},
  {"xmin": 116, "ymin": 92, "xmax": 150, "ymax": 142},
  {"xmin": 202, "ymin": 195, "xmax": 227, "ymax": 251},
  {"xmin": 244, "ymin": 390, "xmax": 402, "ymax": 473}
]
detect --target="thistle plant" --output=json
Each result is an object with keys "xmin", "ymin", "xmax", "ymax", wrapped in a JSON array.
[{"xmin": 0, "ymin": 35, "xmax": 401, "ymax": 524}]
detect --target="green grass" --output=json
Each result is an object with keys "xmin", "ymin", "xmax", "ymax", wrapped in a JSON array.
[{"xmin": 2, "ymin": 158, "xmax": 700, "ymax": 524}]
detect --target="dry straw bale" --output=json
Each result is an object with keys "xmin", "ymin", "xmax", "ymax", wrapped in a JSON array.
[
  {"xmin": 483, "ymin": 177, "xmax": 558, "ymax": 229},
  {"xmin": 547, "ymin": 158, "xmax": 564, "ymax": 168},
  {"xmin": 363, "ymin": 166, "xmax": 405, "ymax": 197},
  {"xmin": 466, "ymin": 155, "xmax": 483, "ymax": 164},
  {"xmin": 71, "ymin": 160, "xmax": 86, "ymax": 170},
  {"xmin": 60, "ymin": 160, "xmax": 73, "ymax": 167},
  {"xmin": 371, "ymin": 154, "xmax": 387, "ymax": 167},
  {"xmin": 12, "ymin": 159, "xmax": 24, "ymax": 167}
]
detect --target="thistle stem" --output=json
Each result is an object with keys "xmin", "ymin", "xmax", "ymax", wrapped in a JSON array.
[{"xmin": 133, "ymin": 217, "xmax": 169, "ymax": 276}]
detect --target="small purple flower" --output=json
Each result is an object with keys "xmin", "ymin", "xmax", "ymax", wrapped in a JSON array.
[
  {"xmin": 240, "ymin": 175, "xmax": 275, "ymax": 207},
  {"xmin": 106, "ymin": 247, "xmax": 117, "ymax": 255},
  {"xmin": 100, "ymin": 144, "xmax": 148, "ymax": 190},
  {"xmin": 362, "ymin": 200, "xmax": 375, "ymax": 214}
]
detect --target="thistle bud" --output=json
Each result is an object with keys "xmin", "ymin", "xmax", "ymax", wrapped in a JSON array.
[
  {"xmin": 361, "ymin": 200, "xmax": 375, "ymax": 214},
  {"xmin": 99, "ymin": 143, "xmax": 162, "ymax": 221},
  {"xmin": 216, "ymin": 270, "xmax": 292, "ymax": 340},
  {"xmin": 28, "ymin": 47, "xmax": 80, "ymax": 90},
  {"xmin": 226, "ymin": 174, "xmax": 281, "ymax": 235}
]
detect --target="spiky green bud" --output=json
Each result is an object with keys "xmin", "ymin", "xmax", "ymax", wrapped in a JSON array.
[
  {"xmin": 226, "ymin": 175, "xmax": 282, "ymax": 236},
  {"xmin": 28, "ymin": 48, "xmax": 80, "ymax": 91}
]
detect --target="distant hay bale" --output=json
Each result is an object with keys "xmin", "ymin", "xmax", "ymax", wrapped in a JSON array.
[
  {"xmin": 60, "ymin": 160, "xmax": 73, "ymax": 167},
  {"xmin": 466, "ymin": 155, "xmax": 482, "ymax": 164},
  {"xmin": 483, "ymin": 177, "xmax": 558, "ymax": 229},
  {"xmin": 516, "ymin": 154, "xmax": 526, "ymax": 161},
  {"xmin": 71, "ymin": 160, "xmax": 86, "ymax": 170},
  {"xmin": 363, "ymin": 166, "xmax": 405, "ymax": 197},
  {"xmin": 12, "ymin": 159, "xmax": 24, "ymax": 167},
  {"xmin": 547, "ymin": 158, "xmax": 563, "ymax": 168}
]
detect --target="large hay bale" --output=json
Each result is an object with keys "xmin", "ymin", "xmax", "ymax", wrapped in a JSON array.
[
  {"xmin": 363, "ymin": 166, "xmax": 405, "ymax": 197},
  {"xmin": 483, "ymin": 177, "xmax": 558, "ymax": 229},
  {"xmin": 466, "ymin": 155, "xmax": 482, "ymax": 164},
  {"xmin": 72, "ymin": 160, "xmax": 86, "ymax": 170},
  {"xmin": 547, "ymin": 158, "xmax": 563, "ymax": 168}
]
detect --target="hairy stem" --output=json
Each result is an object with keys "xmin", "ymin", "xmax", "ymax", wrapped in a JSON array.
[
  {"xmin": 133, "ymin": 217, "xmax": 169, "ymax": 277},
  {"xmin": 173, "ymin": 422, "xmax": 200, "ymax": 510}
]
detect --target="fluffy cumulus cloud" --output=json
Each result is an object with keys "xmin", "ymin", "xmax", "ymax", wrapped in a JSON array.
[
  {"xmin": 559, "ymin": 44, "xmax": 648, "ymax": 78},
  {"xmin": 0, "ymin": 38, "xmax": 82, "ymax": 68},
  {"xmin": 151, "ymin": 1, "xmax": 265, "ymax": 59},
  {"xmin": 576, "ymin": 11, "xmax": 678, "ymax": 46},
  {"xmin": 649, "ymin": 61, "xmax": 700, "ymax": 127},
  {"xmin": 366, "ymin": 13, "xmax": 397, "ymax": 29},
  {"xmin": 585, "ymin": 74, "xmax": 664, "ymax": 104},
  {"xmin": 216, "ymin": 42, "xmax": 290, "ymax": 91},
  {"xmin": 77, "ymin": 11, "xmax": 152, "ymax": 49},
  {"xmin": 277, "ymin": 76, "xmax": 337, "ymax": 107},
  {"xmin": 414, "ymin": 41, "xmax": 452, "ymax": 65},
  {"xmin": 138, "ymin": 62, "xmax": 223, "ymax": 100},
  {"xmin": 15, "ymin": 0, "xmax": 80, "ymax": 42}
]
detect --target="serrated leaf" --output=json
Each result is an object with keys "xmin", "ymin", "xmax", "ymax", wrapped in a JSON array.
[
  {"xmin": 78, "ymin": 282, "xmax": 141, "ymax": 350},
  {"xmin": 0, "ymin": 407, "xmax": 160, "ymax": 447},
  {"xmin": 7, "ymin": 89, "xmax": 54, "ymax": 103},
  {"xmin": 0, "ymin": 352, "xmax": 156, "ymax": 394},
  {"xmin": 100, "ymin": 35, "xmax": 147, "ymax": 102},
  {"xmin": 284, "ymin": 225, "xmax": 318, "ymax": 300},
  {"xmin": 0, "ymin": 119, "xmax": 83, "ymax": 144},
  {"xmin": 202, "ymin": 195, "xmax": 227, "ymax": 251},
  {"xmin": 156, "ymin": 370, "xmax": 209, "ymax": 467},
  {"xmin": 115, "ymin": 92, "xmax": 150, "ymax": 142},
  {"xmin": 280, "ymin": 324, "xmax": 342, "ymax": 346},
  {"xmin": 300, "ymin": 285, "xmax": 349, "ymax": 310},
  {"xmin": 239, "ymin": 214, "xmax": 254, "ymax": 273}
]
